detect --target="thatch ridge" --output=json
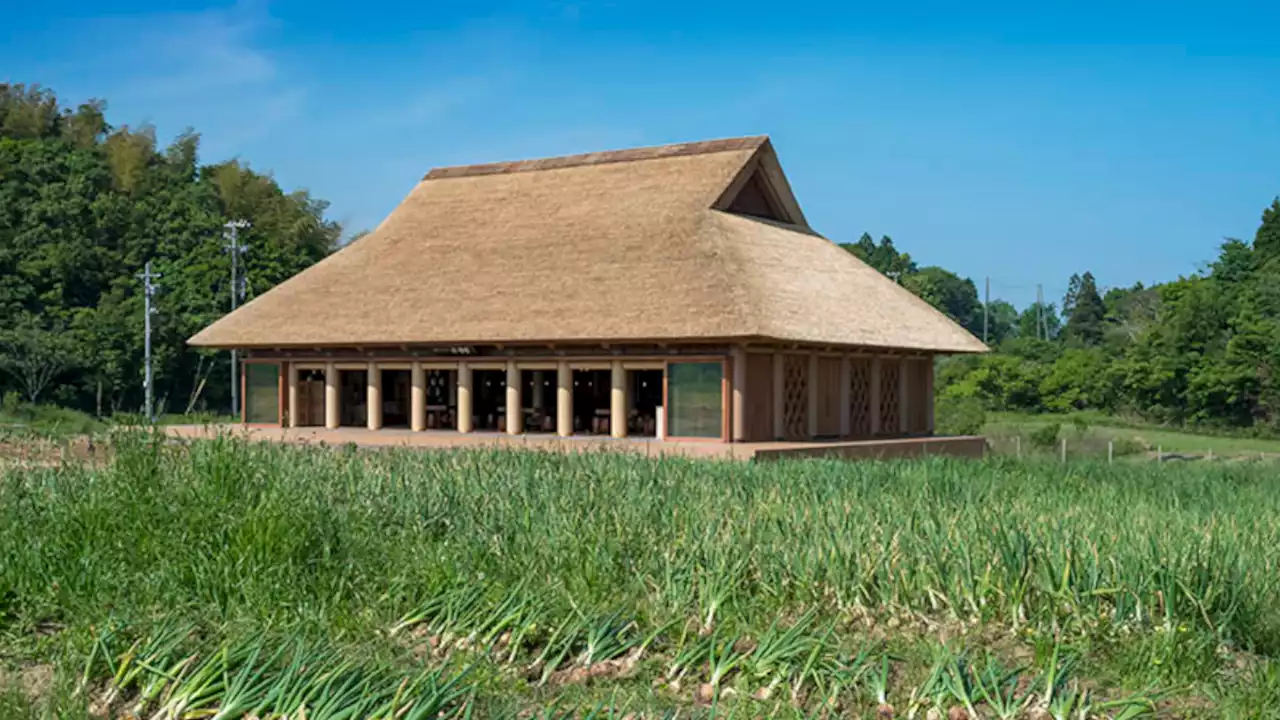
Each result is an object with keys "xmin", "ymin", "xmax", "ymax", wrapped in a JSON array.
[{"xmin": 424, "ymin": 136, "xmax": 768, "ymax": 180}]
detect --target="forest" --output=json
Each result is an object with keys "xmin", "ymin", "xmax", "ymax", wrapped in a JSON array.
[
  {"xmin": 844, "ymin": 195, "xmax": 1280, "ymax": 433},
  {"xmin": 2, "ymin": 82, "xmax": 1278, "ymax": 433},
  {"xmin": 0, "ymin": 84, "xmax": 340, "ymax": 418}
]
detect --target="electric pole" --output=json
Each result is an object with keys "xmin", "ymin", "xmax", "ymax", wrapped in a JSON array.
[
  {"xmin": 224, "ymin": 219, "xmax": 251, "ymax": 417},
  {"xmin": 1036, "ymin": 284, "xmax": 1045, "ymax": 341},
  {"xmin": 139, "ymin": 261, "xmax": 161, "ymax": 423},
  {"xmin": 983, "ymin": 276, "xmax": 990, "ymax": 344}
]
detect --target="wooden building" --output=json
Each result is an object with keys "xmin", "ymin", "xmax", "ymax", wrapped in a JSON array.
[{"xmin": 189, "ymin": 136, "xmax": 986, "ymax": 443}]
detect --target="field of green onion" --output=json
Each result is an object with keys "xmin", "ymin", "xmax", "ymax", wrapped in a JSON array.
[{"xmin": 2, "ymin": 430, "xmax": 1279, "ymax": 718}]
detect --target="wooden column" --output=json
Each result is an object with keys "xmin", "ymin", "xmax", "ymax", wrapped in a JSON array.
[
  {"xmin": 610, "ymin": 361, "xmax": 627, "ymax": 438},
  {"xmin": 506, "ymin": 362, "xmax": 522, "ymax": 434},
  {"xmin": 556, "ymin": 362, "xmax": 572, "ymax": 437},
  {"xmin": 367, "ymin": 363, "xmax": 382, "ymax": 431},
  {"xmin": 456, "ymin": 362, "xmax": 473, "ymax": 433},
  {"xmin": 926, "ymin": 356, "xmax": 935, "ymax": 435},
  {"xmin": 410, "ymin": 362, "xmax": 426, "ymax": 432},
  {"xmin": 772, "ymin": 352, "xmax": 785, "ymax": 440},
  {"xmin": 869, "ymin": 357, "xmax": 881, "ymax": 436},
  {"xmin": 838, "ymin": 355, "xmax": 851, "ymax": 437},
  {"xmin": 287, "ymin": 363, "xmax": 299, "ymax": 429},
  {"xmin": 807, "ymin": 353, "xmax": 819, "ymax": 439},
  {"xmin": 730, "ymin": 347, "xmax": 746, "ymax": 442},
  {"xmin": 898, "ymin": 358, "xmax": 909, "ymax": 435},
  {"xmin": 324, "ymin": 362, "xmax": 339, "ymax": 429}
]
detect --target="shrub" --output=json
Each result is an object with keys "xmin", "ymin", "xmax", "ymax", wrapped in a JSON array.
[
  {"xmin": 935, "ymin": 395, "xmax": 986, "ymax": 436},
  {"xmin": 1030, "ymin": 422, "xmax": 1061, "ymax": 449}
]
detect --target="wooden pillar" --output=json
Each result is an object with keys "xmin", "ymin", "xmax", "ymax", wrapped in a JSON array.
[
  {"xmin": 610, "ymin": 361, "xmax": 627, "ymax": 438},
  {"xmin": 410, "ymin": 362, "xmax": 426, "ymax": 432},
  {"xmin": 926, "ymin": 356, "xmax": 935, "ymax": 435},
  {"xmin": 730, "ymin": 347, "xmax": 746, "ymax": 442},
  {"xmin": 287, "ymin": 363, "xmax": 299, "ymax": 429},
  {"xmin": 324, "ymin": 362, "xmax": 339, "ymax": 429},
  {"xmin": 838, "ymin": 355, "xmax": 851, "ymax": 437},
  {"xmin": 557, "ymin": 362, "xmax": 572, "ymax": 437},
  {"xmin": 456, "ymin": 362, "xmax": 473, "ymax": 433},
  {"xmin": 772, "ymin": 352, "xmax": 785, "ymax": 440},
  {"xmin": 506, "ymin": 362, "xmax": 522, "ymax": 434},
  {"xmin": 807, "ymin": 353, "xmax": 819, "ymax": 439},
  {"xmin": 898, "ymin": 358, "xmax": 909, "ymax": 435},
  {"xmin": 367, "ymin": 363, "xmax": 382, "ymax": 431},
  {"xmin": 869, "ymin": 357, "xmax": 881, "ymax": 437}
]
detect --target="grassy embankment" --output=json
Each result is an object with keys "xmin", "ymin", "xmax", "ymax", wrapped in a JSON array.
[
  {"xmin": 2, "ymin": 432, "xmax": 1279, "ymax": 717},
  {"xmin": 982, "ymin": 410, "xmax": 1280, "ymax": 460}
]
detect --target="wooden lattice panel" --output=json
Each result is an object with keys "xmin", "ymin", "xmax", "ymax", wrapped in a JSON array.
[
  {"xmin": 907, "ymin": 359, "xmax": 931, "ymax": 433},
  {"xmin": 879, "ymin": 359, "xmax": 901, "ymax": 436},
  {"xmin": 849, "ymin": 358, "xmax": 872, "ymax": 437},
  {"xmin": 782, "ymin": 354, "xmax": 809, "ymax": 440}
]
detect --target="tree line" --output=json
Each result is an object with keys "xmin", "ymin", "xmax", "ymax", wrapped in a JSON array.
[
  {"xmin": 4, "ymin": 82, "xmax": 1276, "ymax": 433},
  {"xmin": 844, "ymin": 196, "xmax": 1280, "ymax": 432},
  {"xmin": 0, "ymin": 84, "xmax": 340, "ymax": 417}
]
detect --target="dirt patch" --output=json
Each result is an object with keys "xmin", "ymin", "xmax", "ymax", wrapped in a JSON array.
[
  {"xmin": 0, "ymin": 663, "xmax": 55, "ymax": 702},
  {"xmin": 548, "ymin": 648, "xmax": 643, "ymax": 685}
]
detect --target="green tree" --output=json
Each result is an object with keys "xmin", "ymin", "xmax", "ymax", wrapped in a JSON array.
[
  {"xmin": 0, "ymin": 83, "xmax": 339, "ymax": 416},
  {"xmin": 1062, "ymin": 271, "xmax": 1106, "ymax": 346},
  {"xmin": 902, "ymin": 266, "xmax": 982, "ymax": 335},
  {"xmin": 1253, "ymin": 198, "xmax": 1280, "ymax": 264},
  {"xmin": 984, "ymin": 299, "xmax": 1019, "ymax": 345},
  {"xmin": 1016, "ymin": 302, "xmax": 1061, "ymax": 341},
  {"xmin": 840, "ymin": 232, "xmax": 917, "ymax": 282},
  {"xmin": 0, "ymin": 313, "xmax": 79, "ymax": 403}
]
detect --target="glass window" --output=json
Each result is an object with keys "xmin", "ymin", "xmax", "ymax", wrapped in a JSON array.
[
  {"xmin": 666, "ymin": 362, "xmax": 723, "ymax": 438},
  {"xmin": 245, "ymin": 363, "xmax": 280, "ymax": 424}
]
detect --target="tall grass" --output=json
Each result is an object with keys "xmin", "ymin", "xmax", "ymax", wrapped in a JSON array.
[{"xmin": 2, "ymin": 430, "xmax": 1278, "ymax": 715}]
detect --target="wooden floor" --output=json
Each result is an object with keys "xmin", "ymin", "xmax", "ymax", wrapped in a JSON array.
[{"xmin": 165, "ymin": 425, "xmax": 987, "ymax": 461}]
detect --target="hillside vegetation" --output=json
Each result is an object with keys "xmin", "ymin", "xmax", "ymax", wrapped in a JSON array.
[
  {"xmin": 846, "ymin": 198, "xmax": 1280, "ymax": 436},
  {"xmin": 0, "ymin": 84, "xmax": 340, "ymax": 419}
]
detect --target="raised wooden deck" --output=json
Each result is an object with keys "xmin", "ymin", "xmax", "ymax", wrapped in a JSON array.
[{"xmin": 164, "ymin": 425, "xmax": 987, "ymax": 461}]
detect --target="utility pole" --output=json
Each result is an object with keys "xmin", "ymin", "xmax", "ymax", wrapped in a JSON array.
[
  {"xmin": 139, "ymin": 261, "xmax": 161, "ymax": 423},
  {"xmin": 1036, "ymin": 284, "xmax": 1045, "ymax": 341},
  {"xmin": 983, "ymin": 276, "xmax": 990, "ymax": 344},
  {"xmin": 224, "ymin": 219, "xmax": 251, "ymax": 417}
]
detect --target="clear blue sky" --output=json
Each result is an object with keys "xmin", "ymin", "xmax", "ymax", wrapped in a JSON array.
[{"xmin": 4, "ymin": 0, "xmax": 1278, "ymax": 309}]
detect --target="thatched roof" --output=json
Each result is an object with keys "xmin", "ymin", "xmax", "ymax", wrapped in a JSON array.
[{"xmin": 190, "ymin": 136, "xmax": 986, "ymax": 354}]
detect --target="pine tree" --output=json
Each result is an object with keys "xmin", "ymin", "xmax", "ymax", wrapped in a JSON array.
[{"xmin": 1064, "ymin": 271, "xmax": 1106, "ymax": 346}]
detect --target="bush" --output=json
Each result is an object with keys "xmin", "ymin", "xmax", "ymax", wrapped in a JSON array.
[
  {"xmin": 935, "ymin": 395, "xmax": 986, "ymax": 436},
  {"xmin": 1030, "ymin": 422, "xmax": 1061, "ymax": 449},
  {"xmin": 1112, "ymin": 436, "xmax": 1145, "ymax": 456}
]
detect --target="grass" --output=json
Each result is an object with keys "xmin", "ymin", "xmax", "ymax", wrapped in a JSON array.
[
  {"xmin": 2, "ymin": 430, "xmax": 1280, "ymax": 716},
  {"xmin": 985, "ymin": 410, "xmax": 1280, "ymax": 459},
  {"xmin": 0, "ymin": 402, "xmax": 102, "ymax": 439}
]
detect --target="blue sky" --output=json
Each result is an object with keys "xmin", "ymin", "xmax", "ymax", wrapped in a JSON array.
[{"xmin": 4, "ymin": 0, "xmax": 1279, "ymax": 309}]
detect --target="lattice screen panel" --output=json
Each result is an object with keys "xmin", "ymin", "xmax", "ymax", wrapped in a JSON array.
[
  {"xmin": 879, "ymin": 359, "xmax": 901, "ymax": 436},
  {"xmin": 849, "ymin": 358, "xmax": 872, "ymax": 437},
  {"xmin": 782, "ymin": 354, "xmax": 809, "ymax": 440}
]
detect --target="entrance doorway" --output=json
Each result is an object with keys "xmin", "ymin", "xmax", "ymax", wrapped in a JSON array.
[
  {"xmin": 424, "ymin": 369, "xmax": 457, "ymax": 430},
  {"xmin": 573, "ymin": 369, "xmax": 611, "ymax": 435},
  {"xmin": 381, "ymin": 369, "xmax": 411, "ymax": 427},
  {"xmin": 522, "ymin": 370, "xmax": 557, "ymax": 433},
  {"xmin": 628, "ymin": 369, "xmax": 662, "ymax": 437},
  {"xmin": 295, "ymin": 369, "xmax": 325, "ymax": 426},
  {"xmin": 338, "ymin": 370, "xmax": 367, "ymax": 427},
  {"xmin": 473, "ymin": 370, "xmax": 506, "ymax": 432}
]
